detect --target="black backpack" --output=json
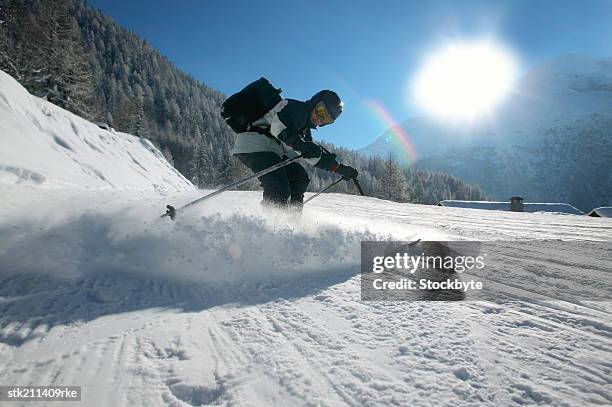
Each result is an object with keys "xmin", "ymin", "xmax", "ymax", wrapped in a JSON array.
[{"xmin": 221, "ymin": 78, "xmax": 282, "ymax": 133}]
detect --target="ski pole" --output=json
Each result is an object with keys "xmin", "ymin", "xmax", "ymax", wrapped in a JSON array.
[
  {"xmin": 304, "ymin": 177, "xmax": 345, "ymax": 204},
  {"xmin": 161, "ymin": 154, "xmax": 304, "ymax": 220},
  {"xmin": 304, "ymin": 175, "xmax": 365, "ymax": 205}
]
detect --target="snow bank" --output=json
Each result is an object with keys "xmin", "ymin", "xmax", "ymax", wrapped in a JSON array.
[
  {"xmin": 438, "ymin": 200, "xmax": 584, "ymax": 215},
  {"xmin": 0, "ymin": 69, "xmax": 193, "ymax": 191}
]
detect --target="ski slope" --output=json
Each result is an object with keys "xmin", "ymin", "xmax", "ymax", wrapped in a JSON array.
[
  {"xmin": 1, "ymin": 69, "xmax": 611, "ymax": 406},
  {"xmin": 0, "ymin": 185, "xmax": 611, "ymax": 407}
]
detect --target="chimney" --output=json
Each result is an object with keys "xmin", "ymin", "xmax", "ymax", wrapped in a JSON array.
[{"xmin": 510, "ymin": 196, "xmax": 524, "ymax": 212}]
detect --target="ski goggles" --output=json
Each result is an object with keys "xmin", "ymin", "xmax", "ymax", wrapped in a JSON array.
[{"xmin": 314, "ymin": 101, "xmax": 335, "ymax": 125}]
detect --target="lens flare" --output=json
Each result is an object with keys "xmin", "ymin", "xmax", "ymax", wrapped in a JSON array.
[
  {"xmin": 365, "ymin": 100, "xmax": 418, "ymax": 164},
  {"xmin": 412, "ymin": 41, "xmax": 518, "ymax": 121}
]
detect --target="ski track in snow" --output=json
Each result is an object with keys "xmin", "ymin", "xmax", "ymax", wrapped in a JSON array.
[{"xmin": 0, "ymin": 186, "xmax": 611, "ymax": 406}]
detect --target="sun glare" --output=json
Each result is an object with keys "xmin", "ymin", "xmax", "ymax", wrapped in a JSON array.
[{"xmin": 412, "ymin": 41, "xmax": 518, "ymax": 121}]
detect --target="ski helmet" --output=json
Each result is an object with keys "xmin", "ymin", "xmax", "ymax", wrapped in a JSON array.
[{"xmin": 309, "ymin": 90, "xmax": 343, "ymax": 120}]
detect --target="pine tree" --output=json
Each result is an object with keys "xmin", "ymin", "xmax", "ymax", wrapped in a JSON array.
[
  {"xmin": 190, "ymin": 140, "xmax": 215, "ymax": 187},
  {"xmin": 0, "ymin": 0, "xmax": 51, "ymax": 91},
  {"xmin": 161, "ymin": 146, "xmax": 174, "ymax": 167},
  {"xmin": 0, "ymin": 1, "xmax": 17, "ymax": 77},
  {"xmin": 132, "ymin": 96, "xmax": 149, "ymax": 137},
  {"xmin": 42, "ymin": 0, "xmax": 97, "ymax": 119},
  {"xmin": 378, "ymin": 152, "xmax": 408, "ymax": 202},
  {"xmin": 215, "ymin": 152, "xmax": 253, "ymax": 189},
  {"xmin": 0, "ymin": 0, "xmax": 98, "ymax": 119}
]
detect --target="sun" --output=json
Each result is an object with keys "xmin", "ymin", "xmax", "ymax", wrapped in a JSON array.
[{"xmin": 412, "ymin": 41, "xmax": 518, "ymax": 121}]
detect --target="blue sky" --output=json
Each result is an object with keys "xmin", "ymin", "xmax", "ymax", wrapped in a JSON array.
[{"xmin": 87, "ymin": 0, "xmax": 612, "ymax": 150}]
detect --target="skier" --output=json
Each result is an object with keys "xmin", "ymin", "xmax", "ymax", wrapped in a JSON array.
[{"xmin": 230, "ymin": 89, "xmax": 358, "ymax": 209}]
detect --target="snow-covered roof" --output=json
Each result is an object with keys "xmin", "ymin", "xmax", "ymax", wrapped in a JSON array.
[
  {"xmin": 437, "ymin": 200, "xmax": 584, "ymax": 215},
  {"xmin": 587, "ymin": 207, "xmax": 612, "ymax": 217}
]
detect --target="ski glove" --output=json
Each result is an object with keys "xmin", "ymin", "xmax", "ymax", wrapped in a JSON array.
[
  {"xmin": 335, "ymin": 164, "xmax": 358, "ymax": 180},
  {"xmin": 293, "ymin": 139, "xmax": 322, "ymax": 159},
  {"xmin": 315, "ymin": 150, "xmax": 338, "ymax": 171}
]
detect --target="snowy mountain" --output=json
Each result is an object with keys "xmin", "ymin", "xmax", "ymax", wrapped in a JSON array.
[
  {"xmin": 359, "ymin": 54, "xmax": 612, "ymax": 210},
  {"xmin": 0, "ymin": 70, "xmax": 193, "ymax": 192}
]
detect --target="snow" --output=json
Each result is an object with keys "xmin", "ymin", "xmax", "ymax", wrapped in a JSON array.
[
  {"xmin": 1, "ymin": 69, "xmax": 612, "ymax": 406},
  {"xmin": 0, "ymin": 70, "xmax": 193, "ymax": 191},
  {"xmin": 438, "ymin": 200, "xmax": 585, "ymax": 215},
  {"xmin": 1, "ymin": 187, "xmax": 611, "ymax": 406}
]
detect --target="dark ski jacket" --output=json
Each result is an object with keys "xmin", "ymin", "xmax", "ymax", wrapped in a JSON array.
[{"xmin": 230, "ymin": 99, "xmax": 338, "ymax": 172}]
